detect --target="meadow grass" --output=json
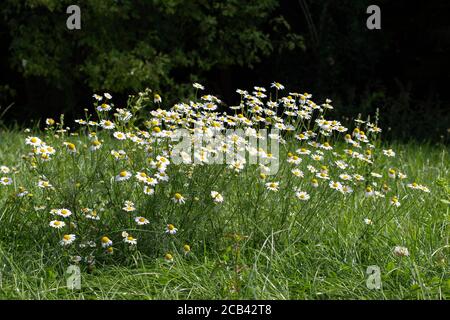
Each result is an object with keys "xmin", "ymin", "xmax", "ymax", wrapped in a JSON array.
[
  {"xmin": 0, "ymin": 129, "xmax": 448, "ymax": 299},
  {"xmin": 0, "ymin": 86, "xmax": 449, "ymax": 300}
]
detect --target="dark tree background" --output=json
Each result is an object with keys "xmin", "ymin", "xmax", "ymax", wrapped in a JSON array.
[{"xmin": 0, "ymin": 0, "xmax": 449, "ymax": 141}]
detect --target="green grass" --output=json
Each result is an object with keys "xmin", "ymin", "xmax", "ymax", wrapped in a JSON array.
[{"xmin": 0, "ymin": 125, "xmax": 448, "ymax": 299}]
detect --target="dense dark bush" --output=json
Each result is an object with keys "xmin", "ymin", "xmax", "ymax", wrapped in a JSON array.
[{"xmin": 0, "ymin": 0, "xmax": 449, "ymax": 141}]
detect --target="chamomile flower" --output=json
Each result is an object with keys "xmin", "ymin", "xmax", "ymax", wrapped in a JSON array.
[
  {"xmin": 0, "ymin": 177, "xmax": 13, "ymax": 185},
  {"xmin": 97, "ymin": 103, "xmax": 111, "ymax": 112},
  {"xmin": 25, "ymin": 136, "xmax": 42, "ymax": 147},
  {"xmin": 364, "ymin": 218, "xmax": 373, "ymax": 225},
  {"xmin": 63, "ymin": 142, "xmax": 77, "ymax": 153},
  {"xmin": 265, "ymin": 182, "xmax": 279, "ymax": 192},
  {"xmin": 291, "ymin": 169, "xmax": 304, "ymax": 178},
  {"xmin": 271, "ymin": 82, "xmax": 285, "ymax": 90},
  {"xmin": 101, "ymin": 236, "xmax": 113, "ymax": 248},
  {"xmin": 295, "ymin": 191, "xmax": 310, "ymax": 201},
  {"xmin": 390, "ymin": 196, "xmax": 401, "ymax": 207},
  {"xmin": 154, "ymin": 93, "xmax": 162, "ymax": 104},
  {"xmin": 135, "ymin": 216, "xmax": 149, "ymax": 225},
  {"xmin": 115, "ymin": 170, "xmax": 132, "ymax": 182},
  {"xmin": 143, "ymin": 186, "xmax": 155, "ymax": 195},
  {"xmin": 173, "ymin": 193, "xmax": 186, "ymax": 204},
  {"xmin": 122, "ymin": 201, "xmax": 136, "ymax": 212},
  {"xmin": 365, "ymin": 187, "xmax": 374, "ymax": 197},
  {"xmin": 183, "ymin": 244, "xmax": 191, "ymax": 255},
  {"xmin": 49, "ymin": 220, "xmax": 65, "ymax": 229},
  {"xmin": 100, "ymin": 120, "xmax": 115, "ymax": 130},
  {"xmin": 60, "ymin": 234, "xmax": 76, "ymax": 246},
  {"xmin": 329, "ymin": 181, "xmax": 343, "ymax": 191},
  {"xmin": 383, "ymin": 149, "xmax": 396, "ymax": 157},
  {"xmin": 211, "ymin": 191, "xmax": 224, "ymax": 203},
  {"xmin": 38, "ymin": 180, "xmax": 53, "ymax": 189},
  {"xmin": 123, "ymin": 235, "xmax": 137, "ymax": 245},
  {"xmin": 113, "ymin": 131, "xmax": 127, "ymax": 140},
  {"xmin": 0, "ymin": 166, "xmax": 10, "ymax": 174},
  {"xmin": 57, "ymin": 208, "xmax": 72, "ymax": 218},
  {"xmin": 165, "ymin": 224, "xmax": 178, "ymax": 235},
  {"xmin": 193, "ymin": 83, "xmax": 205, "ymax": 90},
  {"xmin": 164, "ymin": 253, "xmax": 174, "ymax": 262}
]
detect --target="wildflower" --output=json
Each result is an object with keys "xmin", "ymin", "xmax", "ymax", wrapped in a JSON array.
[
  {"xmin": 341, "ymin": 185, "xmax": 353, "ymax": 194},
  {"xmin": 122, "ymin": 201, "xmax": 136, "ymax": 212},
  {"xmin": 364, "ymin": 218, "xmax": 373, "ymax": 225},
  {"xmin": 115, "ymin": 170, "xmax": 132, "ymax": 182},
  {"xmin": 0, "ymin": 177, "xmax": 13, "ymax": 185},
  {"xmin": 390, "ymin": 196, "xmax": 401, "ymax": 207},
  {"xmin": 85, "ymin": 210, "xmax": 100, "ymax": 220},
  {"xmin": 388, "ymin": 168, "xmax": 396, "ymax": 179},
  {"xmin": 164, "ymin": 253, "xmax": 174, "ymax": 262},
  {"xmin": 104, "ymin": 93, "xmax": 112, "ymax": 99},
  {"xmin": 123, "ymin": 235, "xmax": 137, "ymax": 245},
  {"xmin": 106, "ymin": 247, "xmax": 114, "ymax": 254},
  {"xmin": 329, "ymin": 181, "xmax": 343, "ymax": 191},
  {"xmin": 371, "ymin": 172, "xmax": 382, "ymax": 178},
  {"xmin": 57, "ymin": 208, "xmax": 72, "ymax": 218},
  {"xmin": 316, "ymin": 172, "xmax": 330, "ymax": 180},
  {"xmin": 398, "ymin": 172, "xmax": 407, "ymax": 179},
  {"xmin": 0, "ymin": 166, "xmax": 10, "ymax": 174},
  {"xmin": 135, "ymin": 216, "xmax": 149, "ymax": 225},
  {"xmin": 211, "ymin": 191, "xmax": 224, "ymax": 203},
  {"xmin": 60, "ymin": 234, "xmax": 76, "ymax": 246},
  {"xmin": 339, "ymin": 173, "xmax": 352, "ymax": 181},
  {"xmin": 93, "ymin": 94, "xmax": 102, "ymax": 101},
  {"xmin": 63, "ymin": 142, "xmax": 77, "ymax": 153},
  {"xmin": 143, "ymin": 186, "xmax": 155, "ymax": 195},
  {"xmin": 265, "ymin": 182, "xmax": 279, "ymax": 192},
  {"xmin": 183, "ymin": 244, "xmax": 191, "ymax": 255},
  {"xmin": 101, "ymin": 236, "xmax": 113, "ymax": 248},
  {"xmin": 154, "ymin": 94, "xmax": 162, "ymax": 104},
  {"xmin": 49, "ymin": 220, "xmax": 65, "ymax": 229},
  {"xmin": 271, "ymin": 82, "xmax": 285, "ymax": 90},
  {"xmin": 365, "ymin": 187, "xmax": 374, "ymax": 197},
  {"xmin": 46, "ymin": 118, "xmax": 55, "ymax": 126},
  {"xmin": 173, "ymin": 193, "xmax": 186, "ymax": 204},
  {"xmin": 291, "ymin": 169, "xmax": 304, "ymax": 178},
  {"xmin": 38, "ymin": 180, "xmax": 52, "ymax": 189},
  {"xmin": 295, "ymin": 191, "xmax": 310, "ymax": 201},
  {"xmin": 15, "ymin": 186, "xmax": 28, "ymax": 197},
  {"xmin": 311, "ymin": 178, "xmax": 319, "ymax": 188},
  {"xmin": 97, "ymin": 103, "xmax": 111, "ymax": 112},
  {"xmin": 383, "ymin": 149, "xmax": 396, "ymax": 157},
  {"xmin": 113, "ymin": 131, "xmax": 127, "ymax": 140},
  {"xmin": 193, "ymin": 83, "xmax": 205, "ymax": 90},
  {"xmin": 25, "ymin": 136, "xmax": 42, "ymax": 147},
  {"xmin": 90, "ymin": 139, "xmax": 102, "ymax": 151},
  {"xmin": 100, "ymin": 120, "xmax": 115, "ymax": 130},
  {"xmin": 165, "ymin": 224, "xmax": 178, "ymax": 235},
  {"xmin": 393, "ymin": 246, "xmax": 410, "ymax": 257}
]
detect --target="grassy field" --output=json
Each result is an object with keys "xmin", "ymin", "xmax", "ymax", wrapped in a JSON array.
[{"xmin": 0, "ymin": 87, "xmax": 449, "ymax": 300}]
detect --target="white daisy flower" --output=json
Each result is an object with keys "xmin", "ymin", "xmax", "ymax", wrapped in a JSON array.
[
  {"xmin": 60, "ymin": 234, "xmax": 76, "ymax": 246},
  {"xmin": 49, "ymin": 220, "xmax": 65, "ymax": 229},
  {"xmin": 135, "ymin": 216, "xmax": 149, "ymax": 225}
]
